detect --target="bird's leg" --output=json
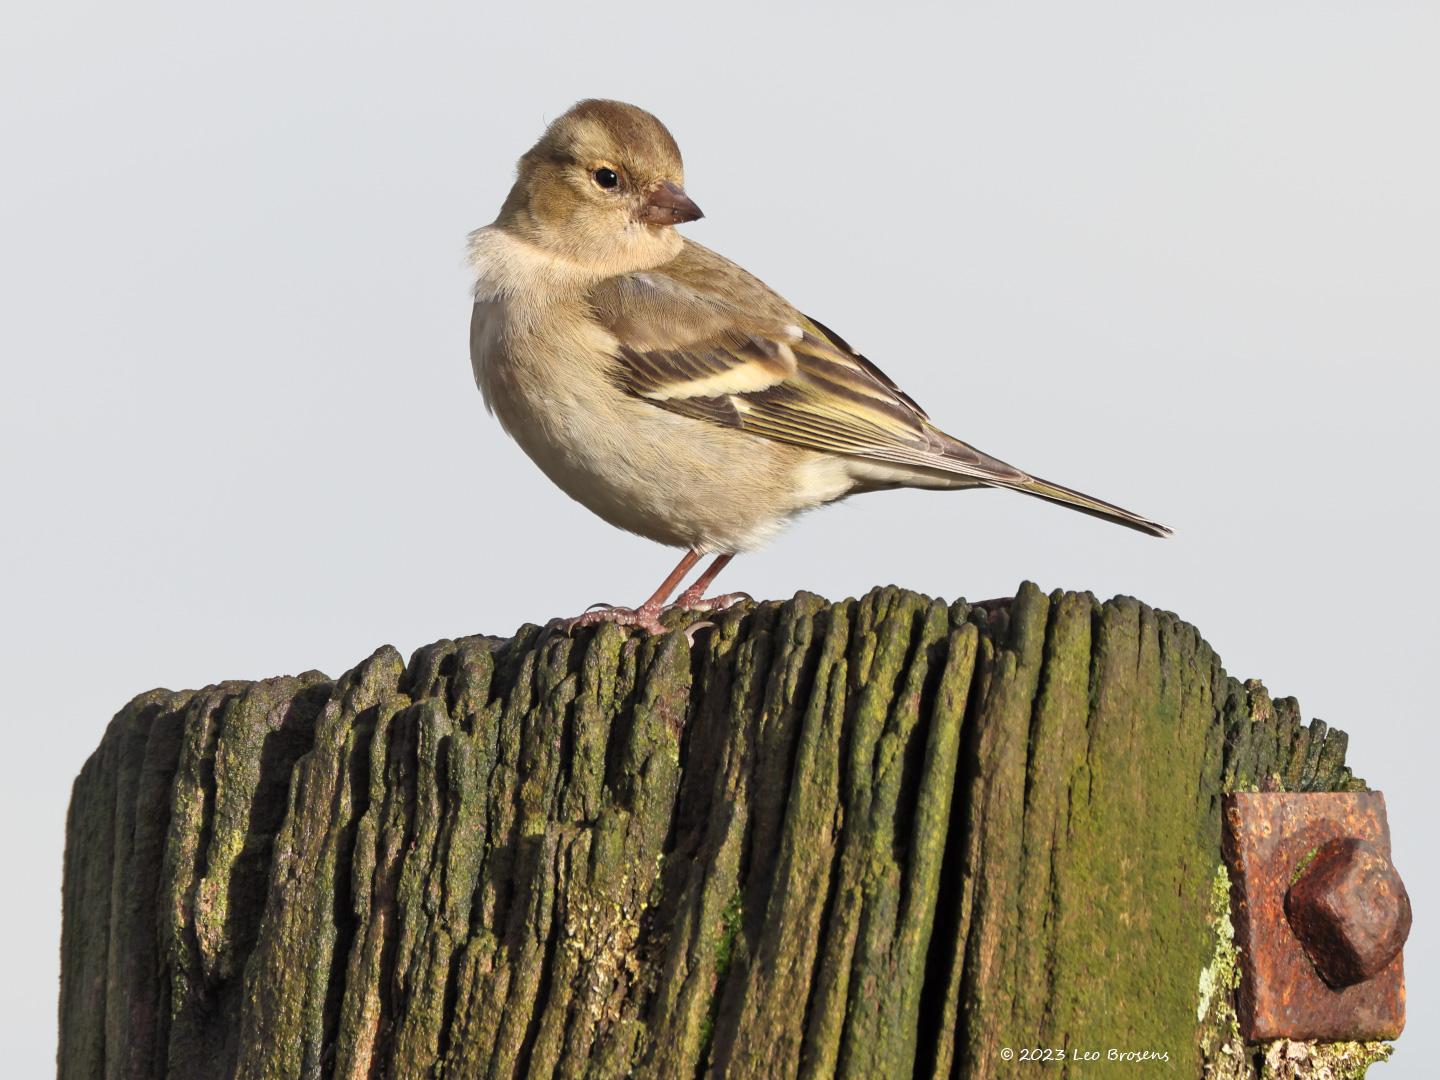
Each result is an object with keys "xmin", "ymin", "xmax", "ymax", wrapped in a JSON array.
[
  {"xmin": 560, "ymin": 549, "xmax": 702, "ymax": 635},
  {"xmin": 667, "ymin": 553, "xmax": 750, "ymax": 613}
]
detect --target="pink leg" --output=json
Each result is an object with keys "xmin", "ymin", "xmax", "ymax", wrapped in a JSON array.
[
  {"xmin": 669, "ymin": 553, "xmax": 751, "ymax": 613},
  {"xmin": 560, "ymin": 550, "xmax": 702, "ymax": 635}
]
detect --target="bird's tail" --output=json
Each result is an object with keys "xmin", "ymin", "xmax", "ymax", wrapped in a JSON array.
[{"xmin": 999, "ymin": 474, "xmax": 1172, "ymax": 537}]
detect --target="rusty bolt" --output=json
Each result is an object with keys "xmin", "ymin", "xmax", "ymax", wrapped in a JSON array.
[{"xmin": 1284, "ymin": 837, "xmax": 1412, "ymax": 989}]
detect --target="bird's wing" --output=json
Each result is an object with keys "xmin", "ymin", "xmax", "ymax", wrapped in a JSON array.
[{"xmin": 588, "ymin": 240, "xmax": 1028, "ymax": 484}]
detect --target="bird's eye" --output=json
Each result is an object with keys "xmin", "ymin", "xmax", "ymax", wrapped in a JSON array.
[{"xmin": 592, "ymin": 167, "xmax": 620, "ymax": 190}]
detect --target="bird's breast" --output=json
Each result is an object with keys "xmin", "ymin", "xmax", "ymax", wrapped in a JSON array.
[{"xmin": 466, "ymin": 294, "xmax": 857, "ymax": 553}]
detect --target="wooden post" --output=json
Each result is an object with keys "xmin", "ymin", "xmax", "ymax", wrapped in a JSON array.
[{"xmin": 58, "ymin": 585, "xmax": 1392, "ymax": 1077}]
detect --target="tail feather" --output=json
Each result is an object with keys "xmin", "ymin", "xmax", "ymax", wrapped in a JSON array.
[
  {"xmin": 857, "ymin": 429, "xmax": 1172, "ymax": 537},
  {"xmin": 1000, "ymin": 474, "xmax": 1172, "ymax": 537},
  {"xmin": 927, "ymin": 433, "xmax": 1172, "ymax": 537}
]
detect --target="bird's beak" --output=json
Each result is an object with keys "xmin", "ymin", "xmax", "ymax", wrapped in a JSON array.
[{"xmin": 641, "ymin": 181, "xmax": 704, "ymax": 225}]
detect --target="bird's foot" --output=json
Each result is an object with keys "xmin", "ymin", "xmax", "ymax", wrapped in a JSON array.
[
  {"xmin": 667, "ymin": 588, "xmax": 753, "ymax": 615},
  {"xmin": 551, "ymin": 603, "xmax": 669, "ymax": 636},
  {"xmin": 549, "ymin": 603, "xmax": 723, "ymax": 642}
]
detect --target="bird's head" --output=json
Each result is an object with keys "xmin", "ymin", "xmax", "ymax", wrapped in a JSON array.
[{"xmin": 498, "ymin": 99, "xmax": 703, "ymax": 277}]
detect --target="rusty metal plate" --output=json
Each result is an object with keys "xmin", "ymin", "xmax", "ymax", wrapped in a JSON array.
[{"xmin": 1222, "ymin": 791, "xmax": 1406, "ymax": 1041}]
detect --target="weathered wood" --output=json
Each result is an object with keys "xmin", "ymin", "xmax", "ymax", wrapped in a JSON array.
[{"xmin": 58, "ymin": 585, "xmax": 1391, "ymax": 1078}]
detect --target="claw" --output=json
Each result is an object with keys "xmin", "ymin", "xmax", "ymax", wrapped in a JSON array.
[{"xmin": 683, "ymin": 619, "xmax": 716, "ymax": 644}]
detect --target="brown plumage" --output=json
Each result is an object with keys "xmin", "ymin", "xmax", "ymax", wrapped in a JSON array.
[{"xmin": 470, "ymin": 99, "xmax": 1169, "ymax": 633}]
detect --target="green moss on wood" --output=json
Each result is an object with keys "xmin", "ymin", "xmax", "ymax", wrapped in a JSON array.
[
  {"xmin": 1198, "ymin": 863, "xmax": 1248, "ymax": 1078},
  {"xmin": 60, "ymin": 584, "xmax": 1388, "ymax": 1079}
]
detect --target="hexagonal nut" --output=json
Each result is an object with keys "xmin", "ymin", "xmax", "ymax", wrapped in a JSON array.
[{"xmin": 1285, "ymin": 836, "xmax": 1412, "ymax": 989}]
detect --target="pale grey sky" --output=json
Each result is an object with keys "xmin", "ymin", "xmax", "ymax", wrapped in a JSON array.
[{"xmin": 3, "ymin": 2, "xmax": 1436, "ymax": 1073}]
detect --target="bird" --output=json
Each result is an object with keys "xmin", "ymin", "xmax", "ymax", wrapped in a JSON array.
[{"xmin": 469, "ymin": 99, "xmax": 1170, "ymax": 635}]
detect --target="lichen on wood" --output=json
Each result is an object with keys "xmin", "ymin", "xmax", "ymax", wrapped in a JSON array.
[{"xmin": 59, "ymin": 585, "xmax": 1383, "ymax": 1078}]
